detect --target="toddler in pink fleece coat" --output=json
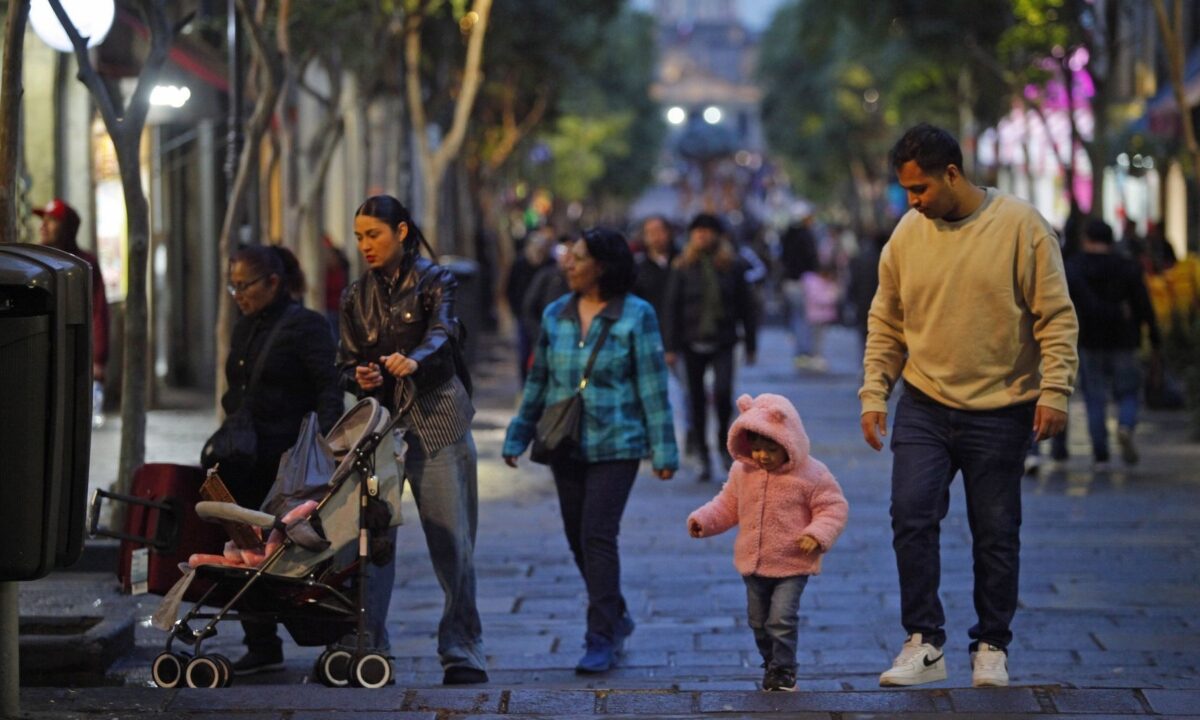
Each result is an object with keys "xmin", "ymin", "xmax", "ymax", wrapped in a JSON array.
[{"xmin": 688, "ymin": 392, "xmax": 848, "ymax": 692}]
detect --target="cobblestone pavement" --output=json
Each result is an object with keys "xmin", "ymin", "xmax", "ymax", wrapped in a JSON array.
[{"xmin": 17, "ymin": 325, "xmax": 1200, "ymax": 717}]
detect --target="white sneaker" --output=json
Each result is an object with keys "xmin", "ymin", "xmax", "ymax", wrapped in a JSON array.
[
  {"xmin": 971, "ymin": 642, "xmax": 1009, "ymax": 687},
  {"xmin": 1117, "ymin": 427, "xmax": 1139, "ymax": 466},
  {"xmin": 879, "ymin": 633, "xmax": 947, "ymax": 687}
]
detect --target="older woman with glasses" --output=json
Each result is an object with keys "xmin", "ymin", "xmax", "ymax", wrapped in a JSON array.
[
  {"xmin": 205, "ymin": 244, "xmax": 343, "ymax": 676},
  {"xmin": 503, "ymin": 227, "xmax": 678, "ymax": 674}
]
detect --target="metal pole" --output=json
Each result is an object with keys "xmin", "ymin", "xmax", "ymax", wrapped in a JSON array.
[{"xmin": 0, "ymin": 581, "xmax": 20, "ymax": 719}]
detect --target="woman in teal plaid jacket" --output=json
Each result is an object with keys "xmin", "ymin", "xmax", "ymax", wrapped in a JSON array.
[{"xmin": 504, "ymin": 227, "xmax": 679, "ymax": 674}]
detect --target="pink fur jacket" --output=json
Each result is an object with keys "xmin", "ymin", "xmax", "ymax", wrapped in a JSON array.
[{"xmin": 688, "ymin": 393, "xmax": 848, "ymax": 578}]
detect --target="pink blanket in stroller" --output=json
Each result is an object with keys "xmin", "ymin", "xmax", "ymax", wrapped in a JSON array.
[{"xmin": 186, "ymin": 500, "xmax": 319, "ymax": 569}]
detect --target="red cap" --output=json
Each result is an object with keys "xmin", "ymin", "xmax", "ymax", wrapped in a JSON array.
[{"xmin": 32, "ymin": 198, "xmax": 74, "ymax": 221}]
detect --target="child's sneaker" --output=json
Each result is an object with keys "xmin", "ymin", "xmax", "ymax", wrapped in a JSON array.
[
  {"xmin": 970, "ymin": 642, "xmax": 1009, "ymax": 687},
  {"xmin": 762, "ymin": 667, "xmax": 797, "ymax": 692},
  {"xmin": 879, "ymin": 633, "xmax": 946, "ymax": 687}
]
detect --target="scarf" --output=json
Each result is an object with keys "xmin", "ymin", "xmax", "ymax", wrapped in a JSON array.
[{"xmin": 697, "ymin": 255, "xmax": 724, "ymax": 340}]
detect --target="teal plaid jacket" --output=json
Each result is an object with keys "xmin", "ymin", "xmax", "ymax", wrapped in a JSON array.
[{"xmin": 504, "ymin": 292, "xmax": 679, "ymax": 470}]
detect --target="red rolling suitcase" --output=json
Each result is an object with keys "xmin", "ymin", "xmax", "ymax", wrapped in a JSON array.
[{"xmin": 90, "ymin": 463, "xmax": 226, "ymax": 594}]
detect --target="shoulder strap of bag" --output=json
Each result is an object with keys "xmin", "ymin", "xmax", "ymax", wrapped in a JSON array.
[
  {"xmin": 577, "ymin": 319, "xmax": 613, "ymax": 391},
  {"xmin": 244, "ymin": 303, "xmax": 299, "ymax": 404}
]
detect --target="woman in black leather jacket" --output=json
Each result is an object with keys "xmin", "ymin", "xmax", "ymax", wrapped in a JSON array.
[
  {"xmin": 211, "ymin": 244, "xmax": 342, "ymax": 675},
  {"xmin": 336, "ymin": 195, "xmax": 487, "ymax": 686}
]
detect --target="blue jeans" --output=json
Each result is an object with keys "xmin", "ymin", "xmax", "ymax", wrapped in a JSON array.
[
  {"xmin": 550, "ymin": 458, "xmax": 639, "ymax": 642},
  {"xmin": 367, "ymin": 431, "xmax": 485, "ymax": 670},
  {"xmin": 743, "ymin": 574, "xmax": 808, "ymax": 672},
  {"xmin": 890, "ymin": 385, "xmax": 1034, "ymax": 651},
  {"xmin": 782, "ymin": 279, "xmax": 812, "ymax": 357},
  {"xmin": 1078, "ymin": 349, "xmax": 1141, "ymax": 462}
]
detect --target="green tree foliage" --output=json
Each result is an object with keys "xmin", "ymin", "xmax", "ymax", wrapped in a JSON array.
[
  {"xmin": 473, "ymin": 4, "xmax": 661, "ymax": 207},
  {"xmin": 470, "ymin": 0, "xmax": 621, "ymax": 174},
  {"xmin": 580, "ymin": 8, "xmax": 663, "ymax": 202},
  {"xmin": 758, "ymin": 0, "xmax": 1011, "ymax": 222},
  {"xmin": 544, "ymin": 113, "xmax": 633, "ymax": 202}
]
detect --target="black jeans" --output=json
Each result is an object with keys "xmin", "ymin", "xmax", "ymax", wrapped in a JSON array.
[
  {"xmin": 889, "ymin": 385, "xmax": 1035, "ymax": 651},
  {"xmin": 683, "ymin": 345, "xmax": 735, "ymax": 458},
  {"xmin": 551, "ymin": 458, "xmax": 639, "ymax": 642}
]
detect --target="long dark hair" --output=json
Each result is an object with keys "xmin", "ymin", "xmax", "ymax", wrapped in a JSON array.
[
  {"xmin": 354, "ymin": 195, "xmax": 436, "ymax": 268},
  {"xmin": 581, "ymin": 226, "xmax": 636, "ymax": 299}
]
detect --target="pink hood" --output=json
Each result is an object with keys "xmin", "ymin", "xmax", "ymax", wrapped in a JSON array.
[
  {"xmin": 726, "ymin": 392, "xmax": 811, "ymax": 471},
  {"xmin": 689, "ymin": 393, "xmax": 848, "ymax": 577}
]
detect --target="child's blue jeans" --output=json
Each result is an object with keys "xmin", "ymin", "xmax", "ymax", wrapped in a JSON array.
[{"xmin": 743, "ymin": 574, "xmax": 809, "ymax": 672}]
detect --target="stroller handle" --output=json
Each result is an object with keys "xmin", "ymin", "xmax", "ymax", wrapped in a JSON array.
[{"xmin": 353, "ymin": 377, "xmax": 418, "ymax": 464}]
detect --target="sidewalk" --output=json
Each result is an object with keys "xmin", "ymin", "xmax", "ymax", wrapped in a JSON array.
[{"xmin": 16, "ymin": 325, "xmax": 1200, "ymax": 717}]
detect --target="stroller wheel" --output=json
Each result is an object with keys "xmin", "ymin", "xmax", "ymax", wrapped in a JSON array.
[
  {"xmin": 351, "ymin": 653, "xmax": 392, "ymax": 689},
  {"xmin": 209, "ymin": 653, "xmax": 233, "ymax": 687},
  {"xmin": 316, "ymin": 649, "xmax": 352, "ymax": 687},
  {"xmin": 151, "ymin": 651, "xmax": 188, "ymax": 688},
  {"xmin": 184, "ymin": 655, "xmax": 224, "ymax": 688}
]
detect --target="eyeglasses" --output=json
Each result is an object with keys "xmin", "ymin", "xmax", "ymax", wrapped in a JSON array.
[{"xmin": 227, "ymin": 275, "xmax": 267, "ymax": 296}]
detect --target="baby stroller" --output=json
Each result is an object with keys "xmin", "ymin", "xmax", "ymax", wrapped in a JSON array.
[{"xmin": 150, "ymin": 384, "xmax": 411, "ymax": 690}]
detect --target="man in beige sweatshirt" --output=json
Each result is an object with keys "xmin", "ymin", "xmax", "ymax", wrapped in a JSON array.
[{"xmin": 860, "ymin": 124, "xmax": 1077, "ymax": 690}]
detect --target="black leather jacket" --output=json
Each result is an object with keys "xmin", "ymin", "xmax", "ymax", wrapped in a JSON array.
[{"xmin": 337, "ymin": 257, "xmax": 465, "ymax": 410}]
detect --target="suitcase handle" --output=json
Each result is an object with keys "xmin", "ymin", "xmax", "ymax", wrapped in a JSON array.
[{"xmin": 88, "ymin": 488, "xmax": 180, "ymax": 551}]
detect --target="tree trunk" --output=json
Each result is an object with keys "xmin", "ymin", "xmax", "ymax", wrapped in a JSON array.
[
  {"xmin": 958, "ymin": 66, "xmax": 977, "ymax": 178},
  {"xmin": 404, "ymin": 0, "xmax": 493, "ymax": 251},
  {"xmin": 46, "ymin": 0, "xmax": 172, "ymax": 492},
  {"xmin": 214, "ymin": 0, "xmax": 283, "ymax": 411},
  {"xmin": 1088, "ymin": 0, "xmax": 1119, "ymax": 216},
  {"xmin": 0, "ymin": 0, "xmax": 28, "ymax": 245},
  {"xmin": 116, "ymin": 138, "xmax": 150, "ymax": 489},
  {"xmin": 1151, "ymin": 0, "xmax": 1200, "ymax": 207}
]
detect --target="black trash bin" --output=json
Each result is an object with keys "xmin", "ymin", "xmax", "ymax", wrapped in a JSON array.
[
  {"xmin": 0, "ymin": 245, "xmax": 93, "ymax": 581},
  {"xmin": 439, "ymin": 256, "xmax": 480, "ymax": 366}
]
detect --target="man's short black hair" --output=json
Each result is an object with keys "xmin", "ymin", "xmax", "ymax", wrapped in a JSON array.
[
  {"xmin": 687, "ymin": 213, "xmax": 725, "ymax": 235},
  {"xmin": 1083, "ymin": 218, "xmax": 1115, "ymax": 245},
  {"xmin": 890, "ymin": 123, "xmax": 964, "ymax": 175}
]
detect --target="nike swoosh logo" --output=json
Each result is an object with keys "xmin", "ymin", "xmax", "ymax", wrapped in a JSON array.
[{"xmin": 923, "ymin": 654, "xmax": 944, "ymax": 667}]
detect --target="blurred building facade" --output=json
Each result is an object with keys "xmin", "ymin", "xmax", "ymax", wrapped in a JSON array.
[{"xmin": 977, "ymin": 1, "xmax": 1200, "ymax": 257}]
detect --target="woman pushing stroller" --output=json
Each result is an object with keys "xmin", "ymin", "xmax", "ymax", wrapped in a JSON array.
[{"xmin": 337, "ymin": 194, "xmax": 488, "ymax": 685}]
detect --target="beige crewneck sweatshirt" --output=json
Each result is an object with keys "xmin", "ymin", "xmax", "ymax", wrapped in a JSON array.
[{"xmin": 859, "ymin": 188, "xmax": 1078, "ymax": 415}]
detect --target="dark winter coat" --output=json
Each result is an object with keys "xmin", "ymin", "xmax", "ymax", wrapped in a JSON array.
[
  {"xmin": 1065, "ymin": 251, "xmax": 1160, "ymax": 351},
  {"xmin": 220, "ymin": 295, "xmax": 342, "ymax": 507},
  {"xmin": 662, "ymin": 257, "xmax": 758, "ymax": 355}
]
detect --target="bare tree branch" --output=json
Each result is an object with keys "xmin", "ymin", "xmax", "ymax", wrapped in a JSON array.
[
  {"xmin": 45, "ymin": 0, "xmax": 120, "ymax": 126},
  {"xmin": 1151, "ymin": 0, "xmax": 1200, "ymax": 194}
]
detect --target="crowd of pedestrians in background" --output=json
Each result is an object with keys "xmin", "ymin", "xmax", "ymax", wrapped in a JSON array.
[{"xmin": 501, "ymin": 194, "xmax": 888, "ymax": 483}]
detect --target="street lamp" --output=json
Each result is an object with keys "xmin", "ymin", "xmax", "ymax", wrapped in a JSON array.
[
  {"xmin": 150, "ymin": 85, "xmax": 192, "ymax": 109},
  {"xmin": 29, "ymin": 0, "xmax": 115, "ymax": 52}
]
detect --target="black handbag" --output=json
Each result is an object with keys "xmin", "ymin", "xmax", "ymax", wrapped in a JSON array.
[
  {"xmin": 201, "ymin": 306, "xmax": 296, "ymax": 472},
  {"xmin": 530, "ymin": 319, "xmax": 612, "ymax": 465}
]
